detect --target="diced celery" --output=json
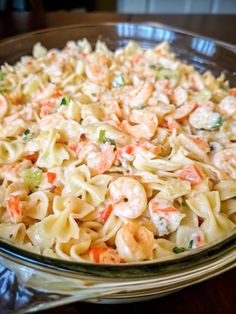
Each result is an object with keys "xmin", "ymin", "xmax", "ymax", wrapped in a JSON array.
[
  {"xmin": 60, "ymin": 96, "xmax": 70, "ymax": 106},
  {"xmin": 209, "ymin": 114, "xmax": 223, "ymax": 130}
]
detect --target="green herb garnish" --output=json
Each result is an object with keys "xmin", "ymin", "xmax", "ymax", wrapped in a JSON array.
[
  {"xmin": 60, "ymin": 96, "xmax": 70, "ymax": 106},
  {"xmin": 22, "ymin": 129, "xmax": 33, "ymax": 141},
  {"xmin": 188, "ymin": 240, "xmax": 194, "ymax": 249},
  {"xmin": 98, "ymin": 129, "xmax": 106, "ymax": 143},
  {"xmin": 98, "ymin": 129, "xmax": 115, "ymax": 145},
  {"xmin": 173, "ymin": 246, "xmax": 186, "ymax": 254},
  {"xmin": 112, "ymin": 74, "xmax": 125, "ymax": 88},
  {"xmin": 149, "ymin": 64, "xmax": 156, "ymax": 69}
]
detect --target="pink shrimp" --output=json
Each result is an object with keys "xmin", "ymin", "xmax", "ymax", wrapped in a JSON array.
[
  {"xmin": 85, "ymin": 59, "xmax": 109, "ymax": 83},
  {"xmin": 86, "ymin": 145, "xmax": 116, "ymax": 175},
  {"xmin": 39, "ymin": 100, "xmax": 55, "ymax": 118},
  {"xmin": 40, "ymin": 113, "xmax": 65, "ymax": 129},
  {"xmin": 171, "ymin": 102, "xmax": 196, "ymax": 120},
  {"xmin": 129, "ymin": 82, "xmax": 154, "ymax": 108},
  {"xmin": 4, "ymin": 112, "xmax": 21, "ymax": 124},
  {"xmin": 122, "ymin": 109, "xmax": 158, "ymax": 139}
]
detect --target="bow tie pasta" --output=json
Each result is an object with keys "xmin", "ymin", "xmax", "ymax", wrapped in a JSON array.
[
  {"xmin": 186, "ymin": 191, "xmax": 235, "ymax": 242},
  {"xmin": 0, "ymin": 39, "xmax": 235, "ymax": 264}
]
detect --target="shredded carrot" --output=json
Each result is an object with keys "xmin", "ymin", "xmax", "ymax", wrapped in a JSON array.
[
  {"xmin": 151, "ymin": 203, "xmax": 177, "ymax": 214},
  {"xmin": 52, "ymin": 90, "xmax": 63, "ymax": 98},
  {"xmin": 90, "ymin": 247, "xmax": 108, "ymax": 263},
  {"xmin": 47, "ymin": 172, "xmax": 57, "ymax": 184},
  {"xmin": 229, "ymin": 89, "xmax": 236, "ymax": 97},
  {"xmin": 125, "ymin": 145, "xmax": 134, "ymax": 154},
  {"xmin": 50, "ymin": 185, "xmax": 62, "ymax": 195},
  {"xmin": 24, "ymin": 152, "xmax": 38, "ymax": 163},
  {"xmin": 7, "ymin": 195, "xmax": 22, "ymax": 219},
  {"xmin": 97, "ymin": 204, "xmax": 113, "ymax": 224},
  {"xmin": 178, "ymin": 164, "xmax": 202, "ymax": 184}
]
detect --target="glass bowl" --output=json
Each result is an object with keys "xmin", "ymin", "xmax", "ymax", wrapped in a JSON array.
[{"xmin": 0, "ymin": 23, "xmax": 235, "ymax": 314}]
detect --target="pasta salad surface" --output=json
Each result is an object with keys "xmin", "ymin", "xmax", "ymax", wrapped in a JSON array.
[{"xmin": 0, "ymin": 40, "xmax": 235, "ymax": 264}]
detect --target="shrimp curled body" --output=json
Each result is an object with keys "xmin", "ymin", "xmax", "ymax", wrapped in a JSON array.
[
  {"xmin": 212, "ymin": 148, "xmax": 236, "ymax": 179},
  {"xmin": 122, "ymin": 109, "xmax": 158, "ymax": 140},
  {"xmin": 115, "ymin": 222, "xmax": 156, "ymax": 262},
  {"xmin": 109, "ymin": 177, "xmax": 147, "ymax": 219}
]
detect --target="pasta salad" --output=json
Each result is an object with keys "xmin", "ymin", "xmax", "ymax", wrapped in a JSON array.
[{"xmin": 0, "ymin": 39, "xmax": 235, "ymax": 264}]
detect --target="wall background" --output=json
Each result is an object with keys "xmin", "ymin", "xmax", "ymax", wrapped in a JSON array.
[{"xmin": 117, "ymin": 0, "xmax": 236, "ymax": 14}]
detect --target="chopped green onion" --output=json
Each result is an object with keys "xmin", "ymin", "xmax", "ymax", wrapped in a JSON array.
[
  {"xmin": 22, "ymin": 129, "xmax": 33, "ymax": 141},
  {"xmin": 60, "ymin": 96, "xmax": 70, "ymax": 106},
  {"xmin": 112, "ymin": 74, "xmax": 125, "ymax": 88},
  {"xmin": 173, "ymin": 246, "xmax": 186, "ymax": 254},
  {"xmin": 188, "ymin": 240, "xmax": 194, "ymax": 249},
  {"xmin": 91, "ymin": 93, "xmax": 97, "ymax": 97},
  {"xmin": 23, "ymin": 168, "xmax": 43, "ymax": 191},
  {"xmin": 98, "ymin": 129, "xmax": 106, "ymax": 143},
  {"xmin": 98, "ymin": 129, "xmax": 115, "ymax": 145},
  {"xmin": 149, "ymin": 64, "xmax": 156, "ymax": 69}
]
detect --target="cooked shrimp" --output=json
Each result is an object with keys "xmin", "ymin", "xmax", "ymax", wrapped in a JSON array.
[
  {"xmin": 90, "ymin": 247, "xmax": 124, "ymax": 264},
  {"xmin": 4, "ymin": 112, "xmax": 21, "ymax": 124},
  {"xmin": 171, "ymin": 102, "xmax": 196, "ymax": 120},
  {"xmin": 0, "ymin": 94, "xmax": 8, "ymax": 119},
  {"xmin": 171, "ymin": 87, "xmax": 188, "ymax": 107},
  {"xmin": 128, "ymin": 82, "xmax": 154, "ymax": 109},
  {"xmin": 189, "ymin": 107, "xmax": 222, "ymax": 130},
  {"xmin": 122, "ymin": 109, "xmax": 158, "ymax": 139},
  {"xmin": 109, "ymin": 177, "xmax": 147, "ymax": 219},
  {"xmin": 86, "ymin": 145, "xmax": 116, "ymax": 175},
  {"xmin": 40, "ymin": 113, "xmax": 65, "ymax": 129},
  {"xmin": 69, "ymin": 140, "xmax": 98, "ymax": 162},
  {"xmin": 115, "ymin": 222, "xmax": 155, "ymax": 262},
  {"xmin": 85, "ymin": 63, "xmax": 109, "ymax": 83},
  {"xmin": 39, "ymin": 100, "xmax": 55, "ymax": 118},
  {"xmin": 218, "ymin": 96, "xmax": 236, "ymax": 118},
  {"xmin": 212, "ymin": 148, "xmax": 236, "ymax": 179}
]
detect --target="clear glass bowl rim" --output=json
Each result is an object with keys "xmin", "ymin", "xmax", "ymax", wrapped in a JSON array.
[{"xmin": 0, "ymin": 22, "xmax": 235, "ymax": 279}]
